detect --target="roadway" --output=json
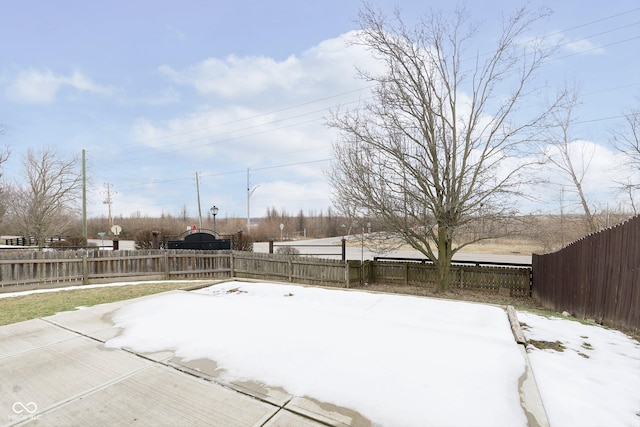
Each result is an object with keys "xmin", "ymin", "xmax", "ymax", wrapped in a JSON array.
[{"xmin": 254, "ymin": 236, "xmax": 532, "ymax": 265}]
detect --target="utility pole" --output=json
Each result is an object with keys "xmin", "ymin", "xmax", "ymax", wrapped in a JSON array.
[
  {"xmin": 247, "ymin": 168, "xmax": 259, "ymax": 233},
  {"xmin": 196, "ymin": 172, "xmax": 203, "ymax": 230},
  {"xmin": 82, "ymin": 149, "xmax": 87, "ymax": 238},
  {"xmin": 103, "ymin": 183, "xmax": 115, "ymax": 228}
]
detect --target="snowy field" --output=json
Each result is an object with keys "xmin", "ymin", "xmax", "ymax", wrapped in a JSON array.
[{"xmin": 100, "ymin": 280, "xmax": 640, "ymax": 427}]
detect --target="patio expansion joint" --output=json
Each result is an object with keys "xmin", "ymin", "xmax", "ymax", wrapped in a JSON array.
[
  {"xmin": 40, "ymin": 317, "xmax": 111, "ymax": 344},
  {"xmin": 0, "ymin": 319, "xmax": 81, "ymax": 362},
  {"xmin": 4, "ymin": 363, "xmax": 155, "ymax": 427}
]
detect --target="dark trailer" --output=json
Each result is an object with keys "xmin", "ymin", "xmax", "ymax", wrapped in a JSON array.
[{"xmin": 167, "ymin": 231, "xmax": 231, "ymax": 250}]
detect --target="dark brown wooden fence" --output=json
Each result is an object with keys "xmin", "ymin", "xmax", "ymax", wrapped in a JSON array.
[{"xmin": 532, "ymin": 215, "xmax": 640, "ymax": 334}]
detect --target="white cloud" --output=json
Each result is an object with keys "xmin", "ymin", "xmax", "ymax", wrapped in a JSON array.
[
  {"xmin": 158, "ymin": 31, "xmax": 380, "ymax": 100},
  {"xmin": 160, "ymin": 55, "xmax": 302, "ymax": 99},
  {"xmin": 251, "ymin": 179, "xmax": 332, "ymax": 215},
  {"xmin": 5, "ymin": 68, "xmax": 114, "ymax": 104},
  {"xmin": 562, "ymin": 38, "xmax": 604, "ymax": 55},
  {"xmin": 520, "ymin": 32, "xmax": 605, "ymax": 57},
  {"xmin": 133, "ymin": 30, "xmax": 380, "ymax": 177}
]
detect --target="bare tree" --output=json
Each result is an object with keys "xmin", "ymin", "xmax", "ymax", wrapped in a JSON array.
[
  {"xmin": 611, "ymin": 104, "xmax": 640, "ymax": 213},
  {"xmin": 542, "ymin": 85, "xmax": 599, "ymax": 233},
  {"xmin": 328, "ymin": 5, "xmax": 559, "ymax": 291},
  {"xmin": 8, "ymin": 148, "xmax": 82, "ymax": 248}
]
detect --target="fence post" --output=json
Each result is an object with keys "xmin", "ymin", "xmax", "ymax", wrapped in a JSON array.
[
  {"xmin": 341, "ymin": 238, "xmax": 346, "ymax": 261},
  {"xmin": 345, "ymin": 261, "xmax": 350, "ymax": 288},
  {"xmin": 230, "ymin": 251, "xmax": 235, "ymax": 278},
  {"xmin": 269, "ymin": 240, "xmax": 274, "ymax": 254},
  {"xmin": 404, "ymin": 263, "xmax": 408, "ymax": 285},
  {"xmin": 164, "ymin": 251, "xmax": 169, "ymax": 280},
  {"xmin": 288, "ymin": 257, "xmax": 293, "ymax": 282},
  {"xmin": 82, "ymin": 253, "xmax": 88, "ymax": 285}
]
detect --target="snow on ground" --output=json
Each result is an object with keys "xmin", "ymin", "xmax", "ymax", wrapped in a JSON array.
[
  {"xmin": 517, "ymin": 312, "xmax": 640, "ymax": 427},
  {"xmin": 5, "ymin": 278, "xmax": 638, "ymax": 425},
  {"xmin": 105, "ymin": 281, "xmax": 527, "ymax": 426}
]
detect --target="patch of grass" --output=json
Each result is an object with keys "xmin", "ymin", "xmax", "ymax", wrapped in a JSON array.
[
  {"xmin": 0, "ymin": 281, "xmax": 207, "ymax": 326},
  {"xmin": 528, "ymin": 339, "xmax": 566, "ymax": 352},
  {"xmin": 581, "ymin": 341, "xmax": 594, "ymax": 350},
  {"xmin": 354, "ymin": 283, "xmax": 543, "ymax": 311}
]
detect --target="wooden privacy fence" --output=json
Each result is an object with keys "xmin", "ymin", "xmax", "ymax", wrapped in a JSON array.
[
  {"xmin": 532, "ymin": 215, "xmax": 640, "ymax": 334},
  {"xmin": 1, "ymin": 249, "xmax": 529, "ymax": 295},
  {"xmin": 232, "ymin": 252, "xmax": 360, "ymax": 287},
  {"xmin": 0, "ymin": 250, "xmax": 359, "ymax": 291},
  {"xmin": 0, "ymin": 250, "xmax": 232, "ymax": 290}
]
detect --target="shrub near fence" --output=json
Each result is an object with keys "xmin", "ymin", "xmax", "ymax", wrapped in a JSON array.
[{"xmin": 532, "ymin": 215, "xmax": 640, "ymax": 334}]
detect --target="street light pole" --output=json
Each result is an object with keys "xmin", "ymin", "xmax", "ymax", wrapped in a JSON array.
[{"xmin": 211, "ymin": 205, "xmax": 219, "ymax": 237}]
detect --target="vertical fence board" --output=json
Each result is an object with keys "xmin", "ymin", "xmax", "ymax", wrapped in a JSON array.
[{"xmin": 532, "ymin": 215, "xmax": 640, "ymax": 334}]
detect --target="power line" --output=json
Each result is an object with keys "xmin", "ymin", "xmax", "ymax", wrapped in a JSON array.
[
  {"xmin": 102, "ymin": 9, "xmax": 639, "ymax": 165},
  {"xmin": 114, "ymin": 157, "xmax": 334, "ymax": 190},
  {"xmin": 108, "ymin": 85, "xmax": 374, "ymax": 153},
  {"xmin": 93, "ymin": 7, "xmax": 639, "ymax": 195}
]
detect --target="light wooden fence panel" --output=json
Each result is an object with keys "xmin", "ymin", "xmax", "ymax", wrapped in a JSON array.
[
  {"xmin": 370, "ymin": 261, "xmax": 530, "ymax": 296},
  {"xmin": 1, "ymin": 249, "xmax": 530, "ymax": 297}
]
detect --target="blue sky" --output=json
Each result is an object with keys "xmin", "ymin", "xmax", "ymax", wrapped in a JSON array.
[{"xmin": 1, "ymin": 1, "xmax": 639, "ymax": 223}]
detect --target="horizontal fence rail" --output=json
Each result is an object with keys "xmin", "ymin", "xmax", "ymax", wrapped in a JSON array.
[
  {"xmin": 0, "ymin": 250, "xmax": 232, "ymax": 291},
  {"xmin": 532, "ymin": 215, "xmax": 640, "ymax": 334},
  {"xmin": 369, "ymin": 258, "xmax": 531, "ymax": 296},
  {"xmin": 232, "ymin": 252, "xmax": 354, "ymax": 287},
  {"xmin": 1, "ymin": 249, "xmax": 532, "ymax": 297},
  {"xmin": 374, "ymin": 256, "xmax": 532, "ymax": 268}
]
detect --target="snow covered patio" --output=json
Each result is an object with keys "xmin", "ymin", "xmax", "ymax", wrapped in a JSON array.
[{"xmin": 1, "ymin": 280, "xmax": 638, "ymax": 426}]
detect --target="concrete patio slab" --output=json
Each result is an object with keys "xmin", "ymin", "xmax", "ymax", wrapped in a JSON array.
[
  {"xmin": 168, "ymin": 357, "xmax": 293, "ymax": 407},
  {"xmin": 263, "ymin": 409, "xmax": 332, "ymax": 427},
  {"xmin": 0, "ymin": 287, "xmax": 549, "ymax": 426},
  {"xmin": 23, "ymin": 365, "xmax": 277, "ymax": 427},
  {"xmin": 285, "ymin": 396, "xmax": 372, "ymax": 427},
  {"xmin": 1, "ymin": 335, "xmax": 151, "ymax": 424},
  {"xmin": 0, "ymin": 319, "xmax": 76, "ymax": 359}
]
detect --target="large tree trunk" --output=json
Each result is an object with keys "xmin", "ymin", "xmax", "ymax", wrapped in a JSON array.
[{"xmin": 435, "ymin": 223, "xmax": 454, "ymax": 292}]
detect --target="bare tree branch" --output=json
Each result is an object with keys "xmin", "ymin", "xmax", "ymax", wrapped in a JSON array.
[
  {"xmin": 7, "ymin": 148, "xmax": 82, "ymax": 248},
  {"xmin": 541, "ymin": 83, "xmax": 599, "ymax": 233},
  {"xmin": 611, "ymin": 102, "xmax": 640, "ymax": 212},
  {"xmin": 328, "ymin": 5, "xmax": 557, "ymax": 291}
]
